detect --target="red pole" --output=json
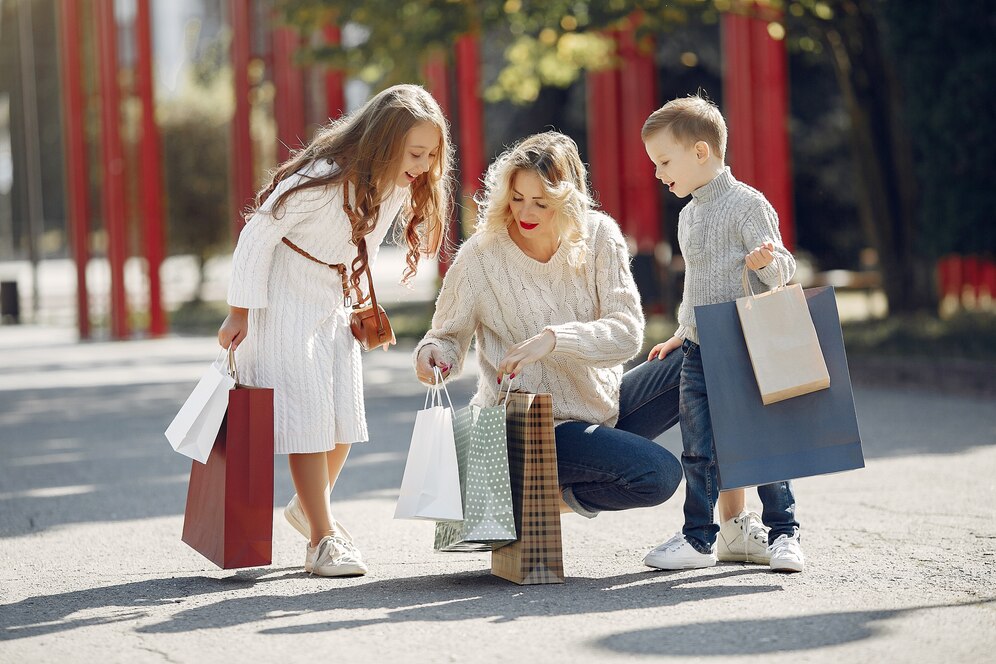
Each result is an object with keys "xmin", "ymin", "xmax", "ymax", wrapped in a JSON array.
[
  {"xmin": 617, "ymin": 24, "xmax": 660, "ymax": 251},
  {"xmin": 424, "ymin": 50, "xmax": 457, "ymax": 276},
  {"xmin": 57, "ymin": 0, "xmax": 91, "ymax": 340},
  {"xmin": 95, "ymin": 0, "xmax": 129, "ymax": 339},
  {"xmin": 323, "ymin": 26, "xmax": 346, "ymax": 120},
  {"xmin": 586, "ymin": 66, "xmax": 623, "ymax": 224},
  {"xmin": 272, "ymin": 27, "xmax": 307, "ymax": 162},
  {"xmin": 229, "ymin": 0, "xmax": 253, "ymax": 238},
  {"xmin": 135, "ymin": 0, "xmax": 166, "ymax": 336},
  {"xmin": 455, "ymin": 34, "xmax": 485, "ymax": 201}
]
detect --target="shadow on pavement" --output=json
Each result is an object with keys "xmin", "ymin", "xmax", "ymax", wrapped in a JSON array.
[{"xmin": 591, "ymin": 599, "xmax": 996, "ymax": 655}]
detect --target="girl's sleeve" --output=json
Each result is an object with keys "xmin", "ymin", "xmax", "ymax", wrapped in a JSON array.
[
  {"xmin": 739, "ymin": 200, "xmax": 796, "ymax": 288},
  {"xmin": 413, "ymin": 245, "xmax": 479, "ymax": 380},
  {"xmin": 227, "ymin": 170, "xmax": 332, "ymax": 309},
  {"xmin": 545, "ymin": 220, "xmax": 645, "ymax": 367}
]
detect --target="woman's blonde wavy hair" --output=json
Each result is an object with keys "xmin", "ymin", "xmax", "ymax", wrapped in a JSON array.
[
  {"xmin": 252, "ymin": 84, "xmax": 454, "ymax": 293},
  {"xmin": 475, "ymin": 131, "xmax": 593, "ymax": 269}
]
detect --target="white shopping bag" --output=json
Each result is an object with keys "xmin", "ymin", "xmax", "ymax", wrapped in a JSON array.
[
  {"xmin": 394, "ymin": 370, "xmax": 463, "ymax": 521},
  {"xmin": 165, "ymin": 350, "xmax": 237, "ymax": 463}
]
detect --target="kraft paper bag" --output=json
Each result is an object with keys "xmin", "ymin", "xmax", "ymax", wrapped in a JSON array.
[
  {"xmin": 735, "ymin": 267, "xmax": 830, "ymax": 405},
  {"xmin": 695, "ymin": 286, "xmax": 864, "ymax": 490},
  {"xmin": 394, "ymin": 378, "xmax": 463, "ymax": 521},
  {"xmin": 181, "ymin": 383, "xmax": 274, "ymax": 569},
  {"xmin": 434, "ymin": 402, "xmax": 517, "ymax": 552},
  {"xmin": 166, "ymin": 352, "xmax": 237, "ymax": 463},
  {"xmin": 491, "ymin": 391, "xmax": 564, "ymax": 585}
]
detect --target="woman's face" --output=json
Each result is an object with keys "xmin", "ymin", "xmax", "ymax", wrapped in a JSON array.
[
  {"xmin": 508, "ymin": 170, "xmax": 557, "ymax": 241},
  {"xmin": 396, "ymin": 122, "xmax": 440, "ymax": 188}
]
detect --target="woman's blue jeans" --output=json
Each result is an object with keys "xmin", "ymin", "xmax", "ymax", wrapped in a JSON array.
[
  {"xmin": 557, "ymin": 351, "xmax": 684, "ymax": 516},
  {"xmin": 679, "ymin": 340, "xmax": 799, "ymax": 553}
]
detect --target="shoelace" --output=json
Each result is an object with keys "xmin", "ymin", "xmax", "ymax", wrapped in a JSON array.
[
  {"xmin": 768, "ymin": 534, "xmax": 797, "ymax": 561},
  {"xmin": 657, "ymin": 532, "xmax": 687, "ymax": 553},
  {"xmin": 315, "ymin": 536, "xmax": 363, "ymax": 569},
  {"xmin": 736, "ymin": 511, "xmax": 765, "ymax": 563}
]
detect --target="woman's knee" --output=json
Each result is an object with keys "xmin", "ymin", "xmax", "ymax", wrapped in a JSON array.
[{"xmin": 630, "ymin": 452, "xmax": 682, "ymax": 507}]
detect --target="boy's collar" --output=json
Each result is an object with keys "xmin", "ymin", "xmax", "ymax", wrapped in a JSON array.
[{"xmin": 691, "ymin": 166, "xmax": 735, "ymax": 203}]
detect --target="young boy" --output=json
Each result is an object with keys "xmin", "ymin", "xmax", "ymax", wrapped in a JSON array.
[{"xmin": 641, "ymin": 95, "xmax": 804, "ymax": 573}]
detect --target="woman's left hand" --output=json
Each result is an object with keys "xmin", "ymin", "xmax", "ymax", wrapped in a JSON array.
[{"xmin": 498, "ymin": 330, "xmax": 556, "ymax": 381}]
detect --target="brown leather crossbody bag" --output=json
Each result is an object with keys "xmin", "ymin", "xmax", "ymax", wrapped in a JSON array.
[{"xmin": 280, "ymin": 187, "xmax": 396, "ymax": 351}]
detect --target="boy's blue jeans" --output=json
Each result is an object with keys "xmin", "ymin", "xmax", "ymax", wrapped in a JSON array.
[
  {"xmin": 679, "ymin": 340, "xmax": 800, "ymax": 553},
  {"xmin": 557, "ymin": 351, "xmax": 684, "ymax": 516}
]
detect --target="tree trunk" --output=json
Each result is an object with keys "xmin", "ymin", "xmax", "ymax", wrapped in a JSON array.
[{"xmin": 823, "ymin": 2, "xmax": 936, "ymax": 314}]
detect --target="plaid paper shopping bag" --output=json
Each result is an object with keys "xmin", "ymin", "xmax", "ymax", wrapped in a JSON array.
[
  {"xmin": 491, "ymin": 391, "xmax": 564, "ymax": 585},
  {"xmin": 181, "ymin": 384, "xmax": 274, "ymax": 569}
]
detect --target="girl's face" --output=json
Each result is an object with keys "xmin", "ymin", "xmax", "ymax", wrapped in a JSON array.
[
  {"xmin": 643, "ymin": 129, "xmax": 710, "ymax": 198},
  {"xmin": 396, "ymin": 122, "xmax": 441, "ymax": 187},
  {"xmin": 508, "ymin": 170, "xmax": 558, "ymax": 242}
]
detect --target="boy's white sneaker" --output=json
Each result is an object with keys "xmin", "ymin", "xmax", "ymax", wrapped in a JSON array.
[
  {"xmin": 305, "ymin": 535, "xmax": 367, "ymax": 577},
  {"xmin": 644, "ymin": 533, "xmax": 717, "ymax": 570},
  {"xmin": 717, "ymin": 510, "xmax": 771, "ymax": 564},
  {"xmin": 768, "ymin": 534, "xmax": 805, "ymax": 573},
  {"xmin": 285, "ymin": 493, "xmax": 357, "ymax": 544}
]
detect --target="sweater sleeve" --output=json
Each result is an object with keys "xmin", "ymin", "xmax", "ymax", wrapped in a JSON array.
[
  {"xmin": 545, "ymin": 218, "xmax": 645, "ymax": 367},
  {"xmin": 227, "ymin": 167, "xmax": 334, "ymax": 309},
  {"xmin": 413, "ymin": 244, "xmax": 479, "ymax": 381},
  {"xmin": 739, "ymin": 200, "xmax": 797, "ymax": 289}
]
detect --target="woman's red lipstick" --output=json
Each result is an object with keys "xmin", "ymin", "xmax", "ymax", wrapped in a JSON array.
[{"xmin": 519, "ymin": 220, "xmax": 539, "ymax": 231}]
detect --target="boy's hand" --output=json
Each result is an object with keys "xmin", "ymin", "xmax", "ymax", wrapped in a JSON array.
[
  {"xmin": 648, "ymin": 336, "xmax": 682, "ymax": 361},
  {"xmin": 415, "ymin": 345, "xmax": 451, "ymax": 384},
  {"xmin": 746, "ymin": 241, "xmax": 776, "ymax": 270}
]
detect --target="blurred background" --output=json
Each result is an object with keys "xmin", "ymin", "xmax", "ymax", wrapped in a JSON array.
[{"xmin": 0, "ymin": 0, "xmax": 993, "ymax": 360}]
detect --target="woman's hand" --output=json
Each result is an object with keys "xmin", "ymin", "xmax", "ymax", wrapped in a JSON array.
[
  {"xmin": 498, "ymin": 330, "xmax": 556, "ymax": 381},
  {"xmin": 745, "ymin": 241, "xmax": 776, "ymax": 270},
  {"xmin": 647, "ymin": 335, "xmax": 682, "ymax": 361},
  {"xmin": 218, "ymin": 307, "xmax": 249, "ymax": 351},
  {"xmin": 415, "ymin": 345, "xmax": 451, "ymax": 384}
]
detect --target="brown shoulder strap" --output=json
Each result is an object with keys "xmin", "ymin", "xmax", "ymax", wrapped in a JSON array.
[{"xmin": 280, "ymin": 237, "xmax": 353, "ymax": 305}]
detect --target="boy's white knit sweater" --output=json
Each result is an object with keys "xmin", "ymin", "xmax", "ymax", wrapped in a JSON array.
[{"xmin": 415, "ymin": 211, "xmax": 645, "ymax": 427}]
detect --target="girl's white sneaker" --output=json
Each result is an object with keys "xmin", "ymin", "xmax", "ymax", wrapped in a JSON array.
[{"xmin": 305, "ymin": 535, "xmax": 368, "ymax": 577}]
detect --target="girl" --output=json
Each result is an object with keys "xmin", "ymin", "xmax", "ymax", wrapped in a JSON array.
[{"xmin": 218, "ymin": 84, "xmax": 453, "ymax": 577}]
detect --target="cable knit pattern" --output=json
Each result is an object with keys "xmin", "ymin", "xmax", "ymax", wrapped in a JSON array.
[
  {"xmin": 675, "ymin": 167, "xmax": 797, "ymax": 343},
  {"xmin": 415, "ymin": 211, "xmax": 644, "ymax": 427},
  {"xmin": 227, "ymin": 159, "xmax": 406, "ymax": 453}
]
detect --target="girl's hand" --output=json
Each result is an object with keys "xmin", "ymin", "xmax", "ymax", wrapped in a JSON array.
[
  {"xmin": 498, "ymin": 330, "xmax": 556, "ymax": 381},
  {"xmin": 648, "ymin": 335, "xmax": 682, "ymax": 361},
  {"xmin": 218, "ymin": 308, "xmax": 249, "ymax": 351},
  {"xmin": 746, "ymin": 241, "xmax": 776, "ymax": 270},
  {"xmin": 415, "ymin": 345, "xmax": 451, "ymax": 384}
]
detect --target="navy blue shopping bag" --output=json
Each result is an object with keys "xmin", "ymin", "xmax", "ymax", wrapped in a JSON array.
[{"xmin": 694, "ymin": 286, "xmax": 864, "ymax": 490}]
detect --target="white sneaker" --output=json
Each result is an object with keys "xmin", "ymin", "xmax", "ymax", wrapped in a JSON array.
[
  {"xmin": 644, "ymin": 533, "xmax": 717, "ymax": 570},
  {"xmin": 717, "ymin": 510, "xmax": 771, "ymax": 564},
  {"xmin": 284, "ymin": 494, "xmax": 357, "ymax": 544},
  {"xmin": 305, "ymin": 535, "xmax": 367, "ymax": 577},
  {"xmin": 768, "ymin": 534, "xmax": 805, "ymax": 573}
]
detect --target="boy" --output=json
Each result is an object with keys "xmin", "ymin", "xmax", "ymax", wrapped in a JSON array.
[{"xmin": 641, "ymin": 95, "xmax": 804, "ymax": 573}]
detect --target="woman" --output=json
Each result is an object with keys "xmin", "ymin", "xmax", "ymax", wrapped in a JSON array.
[{"xmin": 414, "ymin": 131, "xmax": 683, "ymax": 524}]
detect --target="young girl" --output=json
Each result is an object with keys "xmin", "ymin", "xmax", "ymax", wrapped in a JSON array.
[{"xmin": 218, "ymin": 84, "xmax": 453, "ymax": 577}]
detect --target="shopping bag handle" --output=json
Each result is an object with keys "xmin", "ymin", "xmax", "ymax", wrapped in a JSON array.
[
  {"xmin": 495, "ymin": 373, "xmax": 516, "ymax": 405},
  {"xmin": 226, "ymin": 346, "xmax": 240, "ymax": 385},
  {"xmin": 741, "ymin": 261, "xmax": 786, "ymax": 299},
  {"xmin": 424, "ymin": 366, "xmax": 455, "ymax": 410}
]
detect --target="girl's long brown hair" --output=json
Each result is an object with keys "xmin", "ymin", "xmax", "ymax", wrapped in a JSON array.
[{"xmin": 251, "ymin": 84, "xmax": 454, "ymax": 298}]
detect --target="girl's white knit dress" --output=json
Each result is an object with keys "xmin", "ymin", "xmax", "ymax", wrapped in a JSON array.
[{"xmin": 227, "ymin": 159, "xmax": 406, "ymax": 454}]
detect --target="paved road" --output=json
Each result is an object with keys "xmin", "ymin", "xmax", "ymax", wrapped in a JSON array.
[{"xmin": 1, "ymin": 326, "xmax": 994, "ymax": 663}]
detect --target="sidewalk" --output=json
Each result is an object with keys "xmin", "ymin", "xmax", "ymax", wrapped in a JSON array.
[{"xmin": 1, "ymin": 326, "xmax": 994, "ymax": 663}]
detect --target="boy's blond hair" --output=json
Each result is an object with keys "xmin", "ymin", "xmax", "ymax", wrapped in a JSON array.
[{"xmin": 641, "ymin": 95, "xmax": 728, "ymax": 161}]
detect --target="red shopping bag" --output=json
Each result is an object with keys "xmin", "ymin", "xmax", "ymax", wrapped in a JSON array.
[{"xmin": 181, "ymin": 384, "xmax": 274, "ymax": 569}]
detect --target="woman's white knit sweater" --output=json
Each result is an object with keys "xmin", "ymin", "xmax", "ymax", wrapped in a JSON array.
[{"xmin": 415, "ymin": 211, "xmax": 645, "ymax": 427}]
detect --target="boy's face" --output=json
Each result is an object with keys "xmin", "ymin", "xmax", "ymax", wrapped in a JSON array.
[{"xmin": 643, "ymin": 129, "xmax": 711, "ymax": 198}]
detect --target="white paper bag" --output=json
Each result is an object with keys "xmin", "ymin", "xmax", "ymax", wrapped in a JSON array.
[
  {"xmin": 394, "ymin": 371, "xmax": 463, "ymax": 521},
  {"xmin": 165, "ymin": 352, "xmax": 236, "ymax": 463},
  {"xmin": 735, "ymin": 266, "xmax": 830, "ymax": 405}
]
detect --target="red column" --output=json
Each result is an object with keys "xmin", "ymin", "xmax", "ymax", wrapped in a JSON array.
[
  {"xmin": 617, "ymin": 25, "xmax": 660, "ymax": 251},
  {"xmin": 135, "ymin": 0, "xmax": 166, "ymax": 336},
  {"xmin": 323, "ymin": 26, "xmax": 346, "ymax": 120},
  {"xmin": 455, "ymin": 35, "xmax": 485, "ymax": 201},
  {"xmin": 424, "ymin": 50, "xmax": 457, "ymax": 276},
  {"xmin": 57, "ymin": 0, "xmax": 91, "ymax": 339},
  {"xmin": 722, "ymin": 13, "xmax": 794, "ymax": 250},
  {"xmin": 95, "ymin": 0, "xmax": 129, "ymax": 339},
  {"xmin": 229, "ymin": 0, "xmax": 253, "ymax": 237},
  {"xmin": 272, "ymin": 27, "xmax": 307, "ymax": 162},
  {"xmin": 586, "ymin": 65, "xmax": 623, "ymax": 224}
]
